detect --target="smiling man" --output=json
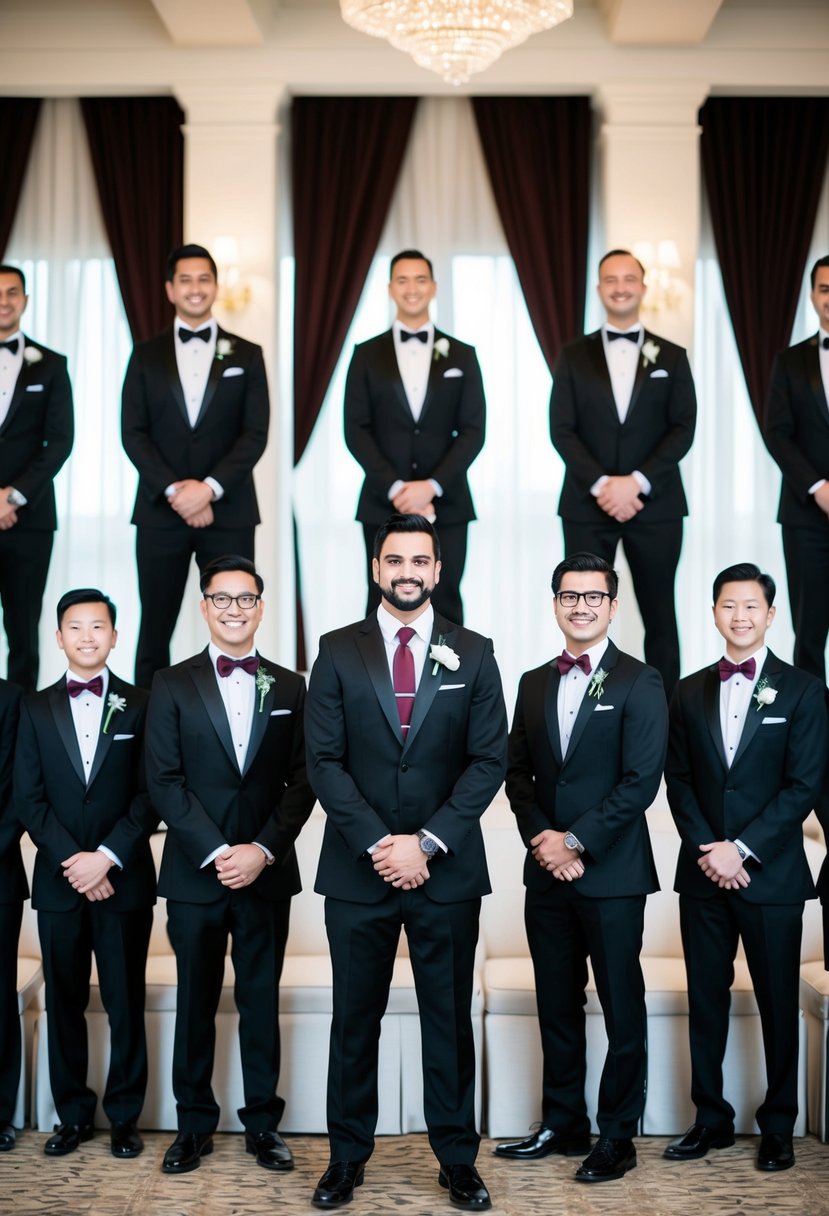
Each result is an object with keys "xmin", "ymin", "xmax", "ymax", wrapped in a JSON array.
[
  {"xmin": 145, "ymin": 555, "xmax": 314, "ymax": 1176},
  {"xmin": 664, "ymin": 562, "xmax": 827, "ymax": 1173},
  {"xmin": 495, "ymin": 552, "xmax": 666, "ymax": 1184},
  {"xmin": 550, "ymin": 249, "xmax": 697, "ymax": 698},
  {"xmin": 121, "ymin": 244, "xmax": 270, "ymax": 687},
  {"xmin": 344, "ymin": 249, "xmax": 486, "ymax": 625}
]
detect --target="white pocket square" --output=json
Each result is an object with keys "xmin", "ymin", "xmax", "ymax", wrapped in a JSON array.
[
  {"xmin": 270, "ymin": 708, "xmax": 292, "ymax": 716},
  {"xmin": 443, "ymin": 368, "xmax": 463, "ymax": 378},
  {"xmin": 594, "ymin": 704, "xmax": 614, "ymax": 711},
  {"xmin": 438, "ymin": 683, "xmax": 466, "ymax": 691},
  {"xmin": 761, "ymin": 717, "xmax": 787, "ymax": 725},
  {"xmin": 112, "ymin": 733, "xmax": 135, "ymax": 741},
  {"xmin": 25, "ymin": 384, "xmax": 44, "ymax": 392},
  {"xmin": 649, "ymin": 369, "xmax": 669, "ymax": 379},
  {"xmin": 222, "ymin": 366, "xmax": 244, "ymax": 377}
]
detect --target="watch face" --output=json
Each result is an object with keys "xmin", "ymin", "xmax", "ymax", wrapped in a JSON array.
[{"xmin": 418, "ymin": 834, "xmax": 439, "ymax": 855}]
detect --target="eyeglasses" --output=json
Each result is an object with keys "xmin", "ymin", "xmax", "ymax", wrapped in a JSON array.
[
  {"xmin": 203, "ymin": 593, "xmax": 261, "ymax": 610},
  {"xmin": 554, "ymin": 590, "xmax": 612, "ymax": 608}
]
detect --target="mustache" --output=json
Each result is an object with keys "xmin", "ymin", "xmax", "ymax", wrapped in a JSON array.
[{"xmin": 392, "ymin": 577, "xmax": 423, "ymax": 589}]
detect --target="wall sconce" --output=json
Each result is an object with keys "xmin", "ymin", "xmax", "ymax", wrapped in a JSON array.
[
  {"xmin": 632, "ymin": 239, "xmax": 683, "ymax": 313},
  {"xmin": 213, "ymin": 235, "xmax": 251, "ymax": 312}
]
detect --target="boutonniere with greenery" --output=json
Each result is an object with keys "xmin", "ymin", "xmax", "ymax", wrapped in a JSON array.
[
  {"xmin": 433, "ymin": 337, "xmax": 450, "ymax": 362},
  {"xmin": 753, "ymin": 676, "xmax": 778, "ymax": 712},
  {"xmin": 588, "ymin": 667, "xmax": 609, "ymax": 699},
  {"xmin": 641, "ymin": 340, "xmax": 660, "ymax": 368},
  {"xmin": 23, "ymin": 345, "xmax": 43, "ymax": 365},
  {"xmin": 215, "ymin": 338, "xmax": 235, "ymax": 361},
  {"xmin": 103, "ymin": 692, "xmax": 126, "ymax": 734},
  {"xmin": 255, "ymin": 666, "xmax": 274, "ymax": 712},
  {"xmin": 430, "ymin": 636, "xmax": 460, "ymax": 676}
]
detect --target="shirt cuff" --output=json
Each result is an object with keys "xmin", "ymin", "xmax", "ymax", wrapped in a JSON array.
[
  {"xmin": 201, "ymin": 843, "xmax": 229, "ymax": 868},
  {"xmin": 97, "ymin": 844, "xmax": 123, "ymax": 870},
  {"xmin": 421, "ymin": 829, "xmax": 448, "ymax": 854},
  {"xmin": 734, "ymin": 837, "xmax": 759, "ymax": 864},
  {"xmin": 388, "ymin": 480, "xmax": 405, "ymax": 500},
  {"xmin": 164, "ymin": 483, "xmax": 177, "ymax": 499},
  {"xmin": 7, "ymin": 487, "xmax": 27, "ymax": 507},
  {"xmin": 253, "ymin": 841, "xmax": 275, "ymax": 865},
  {"xmin": 429, "ymin": 479, "xmax": 443, "ymax": 498},
  {"xmin": 366, "ymin": 834, "xmax": 392, "ymax": 856},
  {"xmin": 204, "ymin": 476, "xmax": 223, "ymax": 501},
  {"xmin": 632, "ymin": 470, "xmax": 652, "ymax": 496},
  {"xmin": 590, "ymin": 475, "xmax": 608, "ymax": 497},
  {"xmin": 809, "ymin": 479, "xmax": 827, "ymax": 495}
]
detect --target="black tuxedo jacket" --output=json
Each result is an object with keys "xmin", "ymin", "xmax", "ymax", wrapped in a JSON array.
[
  {"xmin": 306, "ymin": 611, "xmax": 507, "ymax": 904},
  {"xmin": 344, "ymin": 329, "xmax": 485, "ymax": 526},
  {"xmin": 0, "ymin": 337, "xmax": 74, "ymax": 531},
  {"xmin": 0, "ymin": 679, "xmax": 23, "ymax": 905},
  {"xmin": 146, "ymin": 650, "xmax": 314, "ymax": 904},
  {"xmin": 666, "ymin": 650, "xmax": 827, "ymax": 904},
  {"xmin": 550, "ymin": 329, "xmax": 696, "ymax": 524},
  {"xmin": 121, "ymin": 326, "xmax": 269, "ymax": 530},
  {"xmin": 13, "ymin": 673, "xmax": 156, "ymax": 913},
  {"xmin": 506, "ymin": 640, "xmax": 665, "ymax": 898},
  {"xmin": 764, "ymin": 335, "xmax": 829, "ymax": 528}
]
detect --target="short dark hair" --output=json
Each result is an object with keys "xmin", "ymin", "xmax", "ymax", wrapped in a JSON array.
[
  {"xmin": 372, "ymin": 514, "xmax": 441, "ymax": 562},
  {"xmin": 199, "ymin": 554, "xmax": 264, "ymax": 595},
  {"xmin": 811, "ymin": 255, "xmax": 829, "ymax": 289},
  {"xmin": 552, "ymin": 552, "xmax": 619, "ymax": 600},
  {"xmin": 56, "ymin": 588, "xmax": 117, "ymax": 628},
  {"xmin": 0, "ymin": 264, "xmax": 26, "ymax": 292},
  {"xmin": 598, "ymin": 248, "xmax": 646, "ymax": 279},
  {"xmin": 390, "ymin": 249, "xmax": 434, "ymax": 280},
  {"xmin": 712, "ymin": 562, "xmax": 776, "ymax": 608},
  {"xmin": 166, "ymin": 244, "xmax": 218, "ymax": 282}
]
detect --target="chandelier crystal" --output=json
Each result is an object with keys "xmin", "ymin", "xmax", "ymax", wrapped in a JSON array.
[{"xmin": 340, "ymin": 1, "xmax": 574, "ymax": 86}]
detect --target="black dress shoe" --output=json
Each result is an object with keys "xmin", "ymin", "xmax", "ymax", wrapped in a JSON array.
[
  {"xmin": 312, "ymin": 1160, "xmax": 366, "ymax": 1208},
  {"xmin": 663, "ymin": 1123, "xmax": 735, "ymax": 1161},
  {"xmin": 110, "ymin": 1122, "xmax": 144, "ymax": 1158},
  {"xmin": 44, "ymin": 1123, "xmax": 94, "ymax": 1156},
  {"xmin": 438, "ymin": 1164, "xmax": 492, "ymax": 1211},
  {"xmin": 245, "ymin": 1129, "xmax": 294, "ymax": 1171},
  {"xmin": 161, "ymin": 1131, "xmax": 214, "ymax": 1174},
  {"xmin": 494, "ymin": 1125, "xmax": 592, "ymax": 1160},
  {"xmin": 574, "ymin": 1137, "xmax": 636, "ymax": 1182},
  {"xmin": 0, "ymin": 1122, "xmax": 16, "ymax": 1151},
  {"xmin": 757, "ymin": 1133, "xmax": 795, "ymax": 1172}
]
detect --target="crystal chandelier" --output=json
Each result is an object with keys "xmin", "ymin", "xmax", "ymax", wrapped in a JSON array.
[{"xmin": 340, "ymin": 1, "xmax": 574, "ymax": 87}]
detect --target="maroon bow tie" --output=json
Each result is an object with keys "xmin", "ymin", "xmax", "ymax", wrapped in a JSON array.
[
  {"xmin": 217, "ymin": 654, "xmax": 260, "ymax": 678},
  {"xmin": 556, "ymin": 652, "xmax": 592, "ymax": 676},
  {"xmin": 718, "ymin": 657, "xmax": 756, "ymax": 682},
  {"xmin": 67, "ymin": 675, "xmax": 103, "ymax": 698}
]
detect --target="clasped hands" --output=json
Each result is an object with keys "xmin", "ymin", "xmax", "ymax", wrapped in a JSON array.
[
  {"xmin": 373, "ymin": 834, "xmax": 430, "ymax": 889},
  {"xmin": 391, "ymin": 480, "xmax": 435, "ymax": 518},
  {"xmin": 595, "ymin": 475, "xmax": 643, "ymax": 523},
  {"xmin": 530, "ymin": 829, "xmax": 584, "ymax": 882},
  {"xmin": 0, "ymin": 489, "xmax": 19, "ymax": 531},
  {"xmin": 169, "ymin": 479, "xmax": 214, "ymax": 528},
  {"xmin": 697, "ymin": 840, "xmax": 750, "ymax": 889},
  {"xmin": 215, "ymin": 843, "xmax": 268, "ymax": 889},
  {"xmin": 62, "ymin": 850, "xmax": 115, "ymax": 901}
]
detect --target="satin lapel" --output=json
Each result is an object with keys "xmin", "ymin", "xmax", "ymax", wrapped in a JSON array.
[
  {"xmin": 378, "ymin": 330, "xmax": 412, "ymax": 420},
  {"xmin": 731, "ymin": 652, "xmax": 782, "ymax": 770},
  {"xmin": 86, "ymin": 671, "xmax": 123, "ymax": 789},
  {"xmin": 189, "ymin": 651, "xmax": 238, "ymax": 768},
  {"xmin": 164, "ymin": 332, "xmax": 190, "ymax": 427},
  {"xmin": 543, "ymin": 663, "xmax": 564, "ymax": 767},
  {"xmin": 417, "ymin": 328, "xmax": 447, "ymax": 425},
  {"xmin": 624, "ymin": 329, "xmax": 653, "ymax": 422},
  {"xmin": 806, "ymin": 337, "xmax": 829, "ymax": 425},
  {"xmin": 193, "ymin": 328, "xmax": 226, "ymax": 427},
  {"xmin": 242, "ymin": 654, "xmax": 274, "ymax": 776},
  {"xmin": 585, "ymin": 331, "xmax": 618, "ymax": 423},
  {"xmin": 403, "ymin": 616, "xmax": 452, "ymax": 753},
  {"xmin": 563, "ymin": 640, "xmax": 619, "ymax": 763},
  {"xmin": 703, "ymin": 665, "xmax": 727, "ymax": 769},
  {"xmin": 47, "ymin": 682, "xmax": 85, "ymax": 786},
  {"xmin": 356, "ymin": 617, "xmax": 403, "ymax": 744},
  {"xmin": 0, "ymin": 337, "xmax": 38, "ymax": 435}
]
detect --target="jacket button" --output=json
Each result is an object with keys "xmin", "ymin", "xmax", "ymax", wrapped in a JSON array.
[
  {"xmin": 558, "ymin": 779, "xmax": 567, "ymax": 787},
  {"xmin": 401, "ymin": 763, "xmax": 409, "ymax": 772},
  {"xmin": 414, "ymin": 428, "xmax": 421, "ymax": 435},
  {"xmin": 411, "ymin": 463, "xmax": 418, "ymax": 470}
]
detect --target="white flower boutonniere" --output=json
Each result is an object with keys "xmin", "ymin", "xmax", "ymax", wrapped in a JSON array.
[
  {"xmin": 255, "ymin": 666, "xmax": 275, "ymax": 712},
  {"xmin": 215, "ymin": 338, "xmax": 235, "ymax": 361},
  {"xmin": 23, "ymin": 346, "xmax": 43, "ymax": 365},
  {"xmin": 641, "ymin": 340, "xmax": 660, "ymax": 368},
  {"xmin": 753, "ymin": 677, "xmax": 778, "ymax": 713},
  {"xmin": 430, "ymin": 637, "xmax": 460, "ymax": 676},
  {"xmin": 103, "ymin": 692, "xmax": 126, "ymax": 734},
  {"xmin": 433, "ymin": 337, "xmax": 450, "ymax": 362},
  {"xmin": 588, "ymin": 667, "xmax": 608, "ymax": 699}
]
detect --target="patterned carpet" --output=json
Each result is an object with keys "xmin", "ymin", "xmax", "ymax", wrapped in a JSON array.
[{"xmin": 3, "ymin": 1133, "xmax": 829, "ymax": 1216}]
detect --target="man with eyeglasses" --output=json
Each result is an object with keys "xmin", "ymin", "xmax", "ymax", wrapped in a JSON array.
[
  {"xmin": 145, "ymin": 555, "xmax": 314, "ymax": 1176},
  {"xmin": 495, "ymin": 552, "xmax": 667, "ymax": 1183}
]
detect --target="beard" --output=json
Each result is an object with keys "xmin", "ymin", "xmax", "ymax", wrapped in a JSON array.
[{"xmin": 378, "ymin": 577, "xmax": 433, "ymax": 614}]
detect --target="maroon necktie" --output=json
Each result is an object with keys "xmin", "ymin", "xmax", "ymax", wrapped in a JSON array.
[
  {"xmin": 394, "ymin": 627, "xmax": 416, "ymax": 730},
  {"xmin": 718, "ymin": 657, "xmax": 756, "ymax": 682},
  {"xmin": 556, "ymin": 652, "xmax": 592, "ymax": 677},
  {"xmin": 216, "ymin": 654, "xmax": 260, "ymax": 677},
  {"xmin": 67, "ymin": 675, "xmax": 103, "ymax": 698}
]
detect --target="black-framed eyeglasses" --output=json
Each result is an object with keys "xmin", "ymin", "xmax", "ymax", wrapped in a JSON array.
[
  {"xmin": 203, "ymin": 593, "xmax": 261, "ymax": 610},
  {"xmin": 554, "ymin": 590, "xmax": 612, "ymax": 608}
]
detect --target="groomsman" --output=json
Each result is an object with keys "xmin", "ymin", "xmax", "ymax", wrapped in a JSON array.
[
  {"xmin": 0, "ymin": 678, "xmax": 22, "ymax": 1150},
  {"xmin": 305, "ymin": 515, "xmax": 507, "ymax": 1210},
  {"xmin": 14, "ymin": 589, "xmax": 156, "ymax": 1158},
  {"xmin": 344, "ymin": 250, "xmax": 486, "ymax": 625},
  {"xmin": 764, "ymin": 254, "xmax": 829, "ymax": 680},
  {"xmin": 495, "ymin": 552, "xmax": 666, "ymax": 1183},
  {"xmin": 550, "ymin": 250, "xmax": 696, "ymax": 697},
  {"xmin": 664, "ymin": 562, "xmax": 826, "ymax": 1172},
  {"xmin": 146, "ymin": 556, "xmax": 314, "ymax": 1175},
  {"xmin": 121, "ymin": 244, "xmax": 270, "ymax": 688},
  {"xmin": 0, "ymin": 265, "xmax": 74, "ymax": 691}
]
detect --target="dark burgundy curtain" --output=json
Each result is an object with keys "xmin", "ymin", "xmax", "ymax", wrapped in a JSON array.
[
  {"xmin": 80, "ymin": 97, "xmax": 185, "ymax": 343},
  {"xmin": 700, "ymin": 97, "xmax": 829, "ymax": 425},
  {"xmin": 0, "ymin": 99, "xmax": 42, "ymax": 259},
  {"xmin": 472, "ymin": 96, "xmax": 592, "ymax": 373},
  {"xmin": 292, "ymin": 96, "xmax": 418, "ymax": 666}
]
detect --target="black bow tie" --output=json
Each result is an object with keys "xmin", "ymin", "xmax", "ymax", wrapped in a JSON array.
[
  {"xmin": 822, "ymin": 336, "xmax": 829, "ymax": 350},
  {"xmin": 0, "ymin": 339, "xmax": 19, "ymax": 355},
  {"xmin": 400, "ymin": 329, "xmax": 428, "ymax": 344},
  {"xmin": 178, "ymin": 327, "xmax": 211, "ymax": 344},
  {"xmin": 607, "ymin": 330, "xmax": 640, "ymax": 343}
]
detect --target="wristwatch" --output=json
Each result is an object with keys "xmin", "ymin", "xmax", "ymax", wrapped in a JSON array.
[
  {"xmin": 564, "ymin": 831, "xmax": 584, "ymax": 855},
  {"xmin": 417, "ymin": 830, "xmax": 440, "ymax": 858}
]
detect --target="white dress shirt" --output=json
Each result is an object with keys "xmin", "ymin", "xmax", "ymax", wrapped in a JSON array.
[
  {"xmin": 168, "ymin": 317, "xmax": 223, "ymax": 500},
  {"xmin": 590, "ymin": 325, "xmax": 651, "ymax": 497},
  {"xmin": 0, "ymin": 327, "xmax": 23, "ymax": 429},
  {"xmin": 65, "ymin": 666, "xmax": 123, "ymax": 870},
  {"xmin": 387, "ymin": 321, "xmax": 443, "ymax": 510},
  {"xmin": 718, "ymin": 644, "xmax": 767, "ymax": 861},
  {"xmin": 556, "ymin": 639, "xmax": 609, "ymax": 759}
]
